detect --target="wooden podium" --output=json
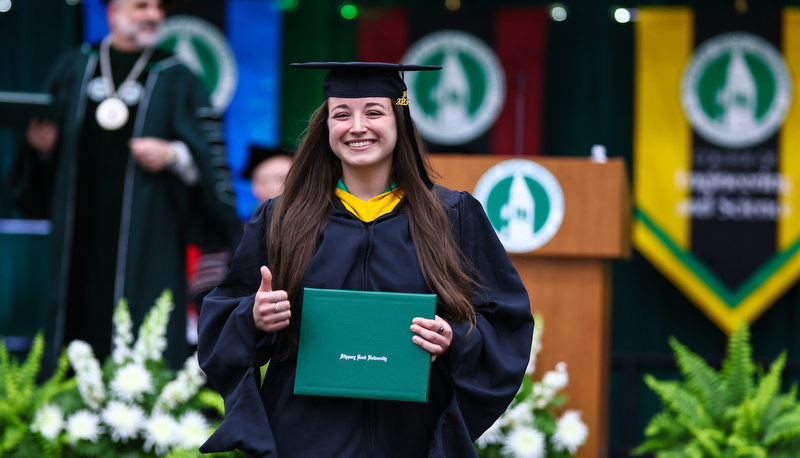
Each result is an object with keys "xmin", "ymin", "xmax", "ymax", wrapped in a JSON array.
[{"xmin": 429, "ymin": 155, "xmax": 630, "ymax": 458}]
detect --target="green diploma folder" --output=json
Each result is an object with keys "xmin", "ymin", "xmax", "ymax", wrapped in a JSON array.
[
  {"xmin": 0, "ymin": 91, "xmax": 55, "ymax": 127},
  {"xmin": 294, "ymin": 288, "xmax": 437, "ymax": 403}
]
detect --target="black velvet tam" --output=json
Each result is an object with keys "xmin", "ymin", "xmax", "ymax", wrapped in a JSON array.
[{"xmin": 289, "ymin": 62, "xmax": 441, "ymax": 100}]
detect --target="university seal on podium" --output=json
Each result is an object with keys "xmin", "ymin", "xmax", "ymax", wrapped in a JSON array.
[{"xmin": 474, "ymin": 159, "xmax": 564, "ymax": 253}]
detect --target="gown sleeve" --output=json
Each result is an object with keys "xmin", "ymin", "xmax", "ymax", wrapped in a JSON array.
[
  {"xmin": 429, "ymin": 190, "xmax": 535, "ymax": 456},
  {"xmin": 197, "ymin": 201, "xmax": 279, "ymax": 457}
]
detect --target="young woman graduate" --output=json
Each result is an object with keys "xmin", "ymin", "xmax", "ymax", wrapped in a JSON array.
[{"xmin": 197, "ymin": 62, "xmax": 535, "ymax": 457}]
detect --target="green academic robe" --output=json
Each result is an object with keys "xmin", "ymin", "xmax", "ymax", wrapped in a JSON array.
[{"xmin": 8, "ymin": 44, "xmax": 240, "ymax": 371}]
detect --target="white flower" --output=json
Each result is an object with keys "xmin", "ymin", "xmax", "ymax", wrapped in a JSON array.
[
  {"xmin": 31, "ymin": 403, "xmax": 64, "ymax": 440},
  {"xmin": 176, "ymin": 411, "xmax": 211, "ymax": 450},
  {"xmin": 132, "ymin": 291, "xmax": 173, "ymax": 364},
  {"xmin": 143, "ymin": 412, "xmax": 179, "ymax": 455},
  {"xmin": 65, "ymin": 410, "xmax": 103, "ymax": 443},
  {"xmin": 475, "ymin": 418, "xmax": 504, "ymax": 447},
  {"xmin": 102, "ymin": 401, "xmax": 145, "ymax": 442},
  {"xmin": 112, "ymin": 298, "xmax": 134, "ymax": 364},
  {"xmin": 542, "ymin": 362, "xmax": 569, "ymax": 391},
  {"xmin": 155, "ymin": 353, "xmax": 206, "ymax": 412},
  {"xmin": 501, "ymin": 425, "xmax": 546, "ymax": 458},
  {"xmin": 501, "ymin": 401, "xmax": 535, "ymax": 428},
  {"xmin": 110, "ymin": 363, "xmax": 153, "ymax": 402},
  {"xmin": 67, "ymin": 340, "xmax": 105, "ymax": 409},
  {"xmin": 552, "ymin": 410, "xmax": 589, "ymax": 454},
  {"xmin": 530, "ymin": 382, "xmax": 556, "ymax": 409}
]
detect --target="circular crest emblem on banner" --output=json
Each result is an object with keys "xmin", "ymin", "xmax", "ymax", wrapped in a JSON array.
[
  {"xmin": 473, "ymin": 159, "xmax": 564, "ymax": 253},
  {"xmin": 681, "ymin": 32, "xmax": 792, "ymax": 149},
  {"xmin": 158, "ymin": 16, "xmax": 238, "ymax": 113},
  {"xmin": 402, "ymin": 30, "xmax": 506, "ymax": 145}
]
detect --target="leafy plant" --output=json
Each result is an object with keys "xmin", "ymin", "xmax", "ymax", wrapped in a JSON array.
[
  {"xmin": 474, "ymin": 314, "xmax": 588, "ymax": 458},
  {"xmin": 0, "ymin": 332, "xmax": 76, "ymax": 457},
  {"xmin": 634, "ymin": 321, "xmax": 800, "ymax": 457},
  {"xmin": 3, "ymin": 290, "xmax": 242, "ymax": 457}
]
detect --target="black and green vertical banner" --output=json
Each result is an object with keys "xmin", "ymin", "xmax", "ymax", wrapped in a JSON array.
[{"xmin": 634, "ymin": 8, "xmax": 800, "ymax": 333}]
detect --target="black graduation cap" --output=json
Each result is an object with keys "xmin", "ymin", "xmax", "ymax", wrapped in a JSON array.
[
  {"xmin": 290, "ymin": 62, "xmax": 442, "ymax": 189},
  {"xmin": 241, "ymin": 144, "xmax": 294, "ymax": 180}
]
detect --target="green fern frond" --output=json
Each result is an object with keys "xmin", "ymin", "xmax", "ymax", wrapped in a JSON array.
[
  {"xmin": 0, "ymin": 333, "xmax": 77, "ymax": 457},
  {"xmin": 686, "ymin": 428, "xmax": 724, "ymax": 457},
  {"xmin": 643, "ymin": 411, "xmax": 687, "ymax": 437},
  {"xmin": 198, "ymin": 388, "xmax": 226, "ymax": 417},
  {"xmin": 633, "ymin": 412, "xmax": 691, "ymax": 456},
  {"xmin": 680, "ymin": 438, "xmax": 708, "ymax": 458},
  {"xmin": 764, "ymin": 407, "xmax": 800, "ymax": 446},
  {"xmin": 751, "ymin": 351, "xmax": 786, "ymax": 421},
  {"xmin": 722, "ymin": 322, "xmax": 755, "ymax": 405},
  {"xmin": 735, "ymin": 446, "xmax": 767, "ymax": 458},
  {"xmin": 0, "ymin": 336, "xmax": 9, "ymax": 369},
  {"xmin": 1, "ymin": 422, "xmax": 26, "ymax": 453},
  {"xmin": 2, "ymin": 343, "xmax": 21, "ymax": 404},
  {"xmin": 3, "ymin": 431, "xmax": 46, "ymax": 458},
  {"xmin": 729, "ymin": 352, "xmax": 788, "ymax": 441},
  {"xmin": 786, "ymin": 382, "xmax": 797, "ymax": 404},
  {"xmin": 725, "ymin": 433, "xmax": 767, "ymax": 458},
  {"xmin": 17, "ymin": 333, "xmax": 44, "ymax": 396},
  {"xmin": 644, "ymin": 374, "xmax": 708, "ymax": 427},
  {"xmin": 670, "ymin": 336, "xmax": 730, "ymax": 421},
  {"xmin": 37, "ymin": 352, "xmax": 77, "ymax": 408},
  {"xmin": 164, "ymin": 449, "xmax": 202, "ymax": 458},
  {"xmin": 655, "ymin": 451, "xmax": 691, "ymax": 458},
  {"xmin": 633, "ymin": 436, "xmax": 683, "ymax": 456},
  {"xmin": 762, "ymin": 383, "xmax": 798, "ymax": 431},
  {"xmin": 731, "ymin": 398, "xmax": 761, "ymax": 440},
  {"xmin": 762, "ymin": 397, "xmax": 791, "ymax": 433}
]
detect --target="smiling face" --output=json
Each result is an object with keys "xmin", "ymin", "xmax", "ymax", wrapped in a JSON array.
[
  {"xmin": 327, "ymin": 97, "xmax": 398, "ymax": 188},
  {"xmin": 108, "ymin": 0, "xmax": 165, "ymax": 51}
]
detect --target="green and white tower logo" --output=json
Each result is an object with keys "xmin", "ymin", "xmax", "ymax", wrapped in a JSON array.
[
  {"xmin": 681, "ymin": 32, "xmax": 792, "ymax": 149},
  {"xmin": 402, "ymin": 30, "xmax": 506, "ymax": 145},
  {"xmin": 158, "ymin": 16, "xmax": 238, "ymax": 113},
  {"xmin": 474, "ymin": 159, "xmax": 565, "ymax": 253}
]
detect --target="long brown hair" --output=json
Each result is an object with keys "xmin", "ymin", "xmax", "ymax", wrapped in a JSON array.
[{"xmin": 268, "ymin": 100, "xmax": 475, "ymax": 355}]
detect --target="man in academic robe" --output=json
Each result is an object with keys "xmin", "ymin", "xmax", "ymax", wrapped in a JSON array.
[{"xmin": 6, "ymin": 0, "xmax": 240, "ymax": 372}]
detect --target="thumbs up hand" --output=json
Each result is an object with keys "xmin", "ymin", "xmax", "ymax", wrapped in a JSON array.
[{"xmin": 253, "ymin": 266, "xmax": 291, "ymax": 333}]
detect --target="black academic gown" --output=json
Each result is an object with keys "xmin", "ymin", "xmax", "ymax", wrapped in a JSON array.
[
  {"xmin": 7, "ymin": 44, "xmax": 240, "ymax": 371},
  {"xmin": 198, "ymin": 186, "xmax": 534, "ymax": 457}
]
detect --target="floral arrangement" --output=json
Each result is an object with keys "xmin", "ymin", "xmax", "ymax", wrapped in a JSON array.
[
  {"xmin": 20, "ymin": 290, "xmax": 240, "ymax": 457},
  {"xmin": 0, "ymin": 331, "xmax": 75, "ymax": 456},
  {"xmin": 474, "ymin": 314, "xmax": 589, "ymax": 458}
]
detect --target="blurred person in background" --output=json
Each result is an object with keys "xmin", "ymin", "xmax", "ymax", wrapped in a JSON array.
[
  {"xmin": 242, "ymin": 144, "xmax": 294, "ymax": 204},
  {"xmin": 6, "ymin": 0, "xmax": 240, "ymax": 372}
]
